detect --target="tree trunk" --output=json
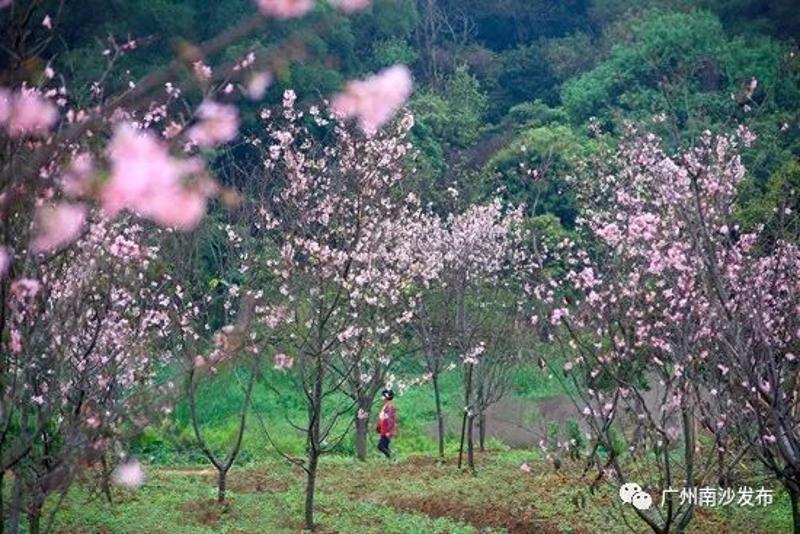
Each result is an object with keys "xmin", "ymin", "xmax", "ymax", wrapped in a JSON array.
[
  {"xmin": 789, "ymin": 486, "xmax": 799, "ymax": 534},
  {"xmin": 467, "ymin": 414, "xmax": 476, "ymax": 473},
  {"xmin": 304, "ymin": 355, "xmax": 324, "ymax": 532},
  {"xmin": 355, "ymin": 412, "xmax": 369, "ymax": 462},
  {"xmin": 27, "ymin": 503, "xmax": 40, "ymax": 534},
  {"xmin": 100, "ymin": 455, "xmax": 113, "ymax": 504},
  {"xmin": 478, "ymin": 411, "xmax": 487, "ymax": 452},
  {"xmin": 8, "ymin": 474, "xmax": 23, "ymax": 534},
  {"xmin": 432, "ymin": 374, "xmax": 445, "ymax": 458},
  {"xmin": 1, "ymin": 470, "xmax": 5, "ymax": 534},
  {"xmin": 458, "ymin": 363, "xmax": 474, "ymax": 469},
  {"xmin": 304, "ymin": 453, "xmax": 319, "ymax": 531},
  {"xmin": 675, "ymin": 399, "xmax": 695, "ymax": 533},
  {"xmin": 217, "ymin": 468, "xmax": 228, "ymax": 503}
]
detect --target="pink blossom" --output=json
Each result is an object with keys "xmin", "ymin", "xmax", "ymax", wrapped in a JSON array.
[
  {"xmin": 254, "ymin": 0, "xmax": 314, "ymax": 19},
  {"xmin": 104, "ymin": 123, "xmax": 211, "ymax": 229},
  {"xmin": 274, "ymin": 352, "xmax": 294, "ymax": 370},
  {"xmin": 192, "ymin": 61, "xmax": 212, "ymax": 81},
  {"xmin": 113, "ymin": 460, "xmax": 145, "ymax": 489},
  {"xmin": 331, "ymin": 0, "xmax": 371, "ymax": 13},
  {"xmin": 1, "ymin": 88, "xmax": 58, "ymax": 137},
  {"xmin": 32, "ymin": 202, "xmax": 87, "ymax": 252},
  {"xmin": 628, "ymin": 212, "xmax": 658, "ymax": 241},
  {"xmin": 519, "ymin": 463, "xmax": 531, "ymax": 473},
  {"xmin": 550, "ymin": 307, "xmax": 569, "ymax": 325},
  {"xmin": 247, "ymin": 72, "xmax": 272, "ymax": 100},
  {"xmin": 0, "ymin": 247, "xmax": 9, "ymax": 279},
  {"xmin": 144, "ymin": 184, "xmax": 209, "ymax": 230},
  {"xmin": 0, "ymin": 88, "xmax": 10, "ymax": 123},
  {"xmin": 9, "ymin": 329, "xmax": 22, "ymax": 353},
  {"xmin": 331, "ymin": 65, "xmax": 413, "ymax": 135},
  {"xmin": 10, "ymin": 279, "xmax": 40, "ymax": 298},
  {"xmin": 61, "ymin": 153, "xmax": 94, "ymax": 197},
  {"xmin": 186, "ymin": 100, "xmax": 239, "ymax": 147},
  {"xmin": 42, "ymin": 15, "xmax": 52, "ymax": 29},
  {"xmin": 595, "ymin": 222, "xmax": 622, "ymax": 245}
]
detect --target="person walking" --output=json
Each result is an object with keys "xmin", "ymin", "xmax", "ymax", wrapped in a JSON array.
[{"xmin": 376, "ymin": 389, "xmax": 396, "ymax": 459}]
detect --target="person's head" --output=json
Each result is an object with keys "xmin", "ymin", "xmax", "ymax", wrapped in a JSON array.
[{"xmin": 382, "ymin": 389, "xmax": 394, "ymax": 403}]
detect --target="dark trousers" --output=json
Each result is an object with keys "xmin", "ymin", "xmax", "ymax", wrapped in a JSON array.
[{"xmin": 377, "ymin": 435, "xmax": 391, "ymax": 458}]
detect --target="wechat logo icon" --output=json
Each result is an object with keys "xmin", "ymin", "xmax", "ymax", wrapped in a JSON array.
[{"xmin": 619, "ymin": 482, "xmax": 653, "ymax": 510}]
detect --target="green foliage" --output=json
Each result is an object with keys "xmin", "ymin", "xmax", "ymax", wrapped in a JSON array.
[
  {"xmin": 484, "ymin": 124, "xmax": 593, "ymax": 225},
  {"xmin": 563, "ymin": 10, "xmax": 731, "ymax": 123},
  {"xmin": 739, "ymin": 160, "xmax": 800, "ymax": 242},
  {"xmin": 698, "ymin": 0, "xmax": 800, "ymax": 38},
  {"xmin": 561, "ymin": 10, "xmax": 793, "ymax": 142},
  {"xmin": 541, "ymin": 32, "xmax": 599, "ymax": 84},
  {"xmin": 370, "ymin": 38, "xmax": 418, "ymax": 70},
  {"xmin": 491, "ymin": 43, "xmax": 559, "ymax": 114},
  {"xmin": 412, "ymin": 65, "xmax": 488, "ymax": 149}
]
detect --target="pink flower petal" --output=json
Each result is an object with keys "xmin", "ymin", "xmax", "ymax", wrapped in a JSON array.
[
  {"xmin": 254, "ymin": 0, "xmax": 314, "ymax": 19},
  {"xmin": 113, "ymin": 460, "xmax": 145, "ymax": 489},
  {"xmin": 331, "ymin": 65, "xmax": 413, "ymax": 135},
  {"xmin": 31, "ymin": 203, "xmax": 87, "ymax": 253},
  {"xmin": 331, "ymin": 0, "xmax": 371, "ymax": 13}
]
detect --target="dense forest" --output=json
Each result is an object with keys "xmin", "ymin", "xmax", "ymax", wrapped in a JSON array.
[
  {"xmin": 2, "ymin": 1, "xmax": 800, "ymax": 533},
  {"xmin": 17, "ymin": 0, "xmax": 799, "ymax": 228}
]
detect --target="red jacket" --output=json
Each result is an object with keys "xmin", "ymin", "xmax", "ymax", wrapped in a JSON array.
[{"xmin": 376, "ymin": 403, "xmax": 397, "ymax": 437}]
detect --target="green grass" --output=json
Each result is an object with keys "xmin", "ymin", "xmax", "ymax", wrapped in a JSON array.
[
  {"xmin": 67, "ymin": 360, "xmax": 789, "ymax": 533},
  {"xmin": 49, "ymin": 451, "xmax": 793, "ymax": 533},
  {"xmin": 136, "ymin": 354, "xmax": 573, "ymax": 467},
  {"xmin": 133, "ymin": 363, "xmax": 485, "ymax": 464}
]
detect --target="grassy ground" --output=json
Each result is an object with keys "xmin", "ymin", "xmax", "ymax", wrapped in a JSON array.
[
  {"xmin": 52, "ymin": 450, "xmax": 792, "ymax": 533},
  {"xmin": 43, "ymin": 359, "xmax": 792, "ymax": 532},
  {"xmin": 133, "ymin": 357, "xmax": 570, "ymax": 465}
]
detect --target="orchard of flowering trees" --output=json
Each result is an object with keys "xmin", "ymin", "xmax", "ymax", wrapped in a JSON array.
[{"xmin": 2, "ymin": 0, "xmax": 800, "ymax": 533}]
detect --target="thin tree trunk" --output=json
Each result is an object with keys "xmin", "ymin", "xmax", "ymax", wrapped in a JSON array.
[
  {"xmin": 432, "ymin": 374, "xmax": 444, "ymax": 458},
  {"xmin": 304, "ymin": 355, "xmax": 324, "ymax": 532},
  {"xmin": 467, "ymin": 414, "xmax": 475, "ymax": 473},
  {"xmin": 27, "ymin": 503, "xmax": 40, "ymax": 534},
  {"xmin": 188, "ymin": 358, "xmax": 256, "ymax": 504},
  {"xmin": 217, "ymin": 468, "xmax": 228, "ymax": 503},
  {"xmin": 478, "ymin": 411, "xmax": 486, "ymax": 452},
  {"xmin": 458, "ymin": 363, "xmax": 474, "ymax": 469},
  {"xmin": 100, "ymin": 455, "xmax": 113, "ymax": 504},
  {"xmin": 789, "ymin": 486, "xmax": 800, "ymax": 534},
  {"xmin": 8, "ymin": 474, "xmax": 23, "ymax": 534},
  {"xmin": 1, "ymin": 470, "xmax": 4, "ymax": 534},
  {"xmin": 355, "ymin": 413, "xmax": 369, "ymax": 462},
  {"xmin": 675, "ymin": 400, "xmax": 695, "ymax": 533},
  {"xmin": 304, "ymin": 453, "xmax": 319, "ymax": 531}
]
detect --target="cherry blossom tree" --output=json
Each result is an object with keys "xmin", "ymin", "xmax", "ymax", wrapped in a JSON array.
[
  {"xmin": 408, "ymin": 254, "xmax": 454, "ymax": 459},
  {"xmin": 239, "ymin": 92, "xmax": 426, "ymax": 530},
  {"xmin": 409, "ymin": 201, "xmax": 526, "ymax": 468},
  {"xmin": 540, "ymin": 126, "xmax": 800, "ymax": 533},
  {"xmin": 163, "ymin": 220, "xmax": 273, "ymax": 504},
  {"xmin": 0, "ymin": 0, "xmax": 417, "ymax": 530},
  {"xmin": 472, "ymin": 305, "xmax": 529, "ymax": 452},
  {"xmin": 1, "ymin": 217, "xmax": 175, "ymax": 533}
]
